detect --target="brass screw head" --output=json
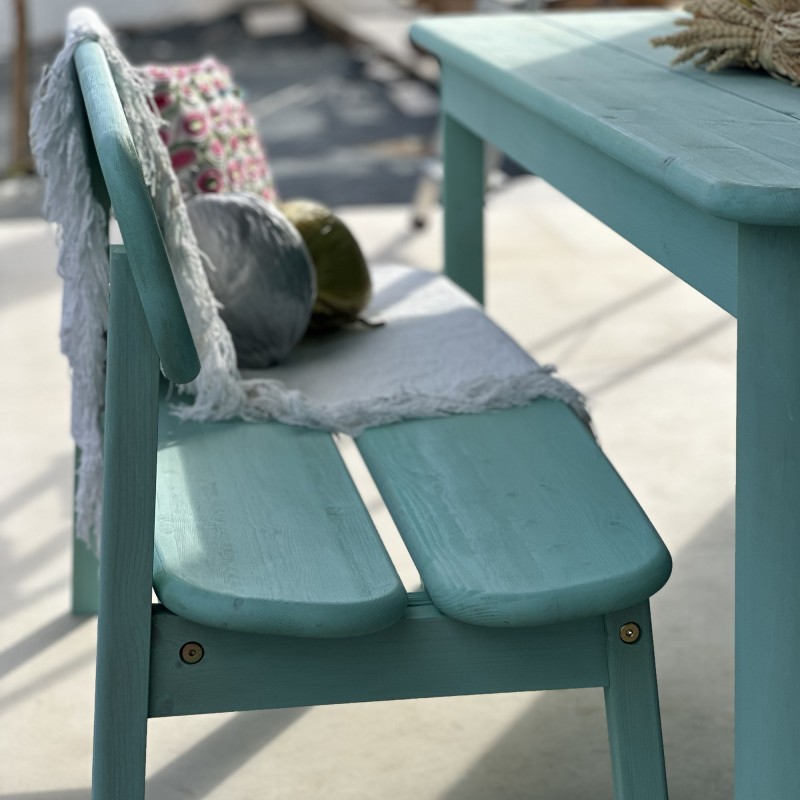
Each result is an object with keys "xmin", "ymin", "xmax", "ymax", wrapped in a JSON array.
[
  {"xmin": 180, "ymin": 641, "xmax": 205, "ymax": 664},
  {"xmin": 619, "ymin": 622, "xmax": 641, "ymax": 644}
]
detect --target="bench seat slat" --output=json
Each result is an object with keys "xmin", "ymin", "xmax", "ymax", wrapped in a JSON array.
[
  {"xmin": 357, "ymin": 399, "xmax": 672, "ymax": 628},
  {"xmin": 153, "ymin": 401, "xmax": 407, "ymax": 638}
]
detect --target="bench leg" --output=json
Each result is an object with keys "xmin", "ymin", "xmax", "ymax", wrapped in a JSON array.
[
  {"xmin": 72, "ymin": 535, "xmax": 99, "ymax": 615},
  {"xmin": 72, "ymin": 448, "xmax": 100, "ymax": 615},
  {"xmin": 603, "ymin": 603, "xmax": 668, "ymax": 799},
  {"xmin": 92, "ymin": 249, "xmax": 160, "ymax": 799}
]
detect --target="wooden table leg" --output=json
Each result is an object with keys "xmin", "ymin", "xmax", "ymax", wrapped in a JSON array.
[
  {"xmin": 442, "ymin": 111, "xmax": 484, "ymax": 303},
  {"xmin": 736, "ymin": 224, "xmax": 800, "ymax": 799}
]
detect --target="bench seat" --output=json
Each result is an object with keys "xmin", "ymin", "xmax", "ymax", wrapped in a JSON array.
[
  {"xmin": 153, "ymin": 401, "xmax": 408, "ymax": 638},
  {"xmin": 358, "ymin": 399, "xmax": 671, "ymax": 627},
  {"xmin": 153, "ymin": 395, "xmax": 671, "ymax": 637}
]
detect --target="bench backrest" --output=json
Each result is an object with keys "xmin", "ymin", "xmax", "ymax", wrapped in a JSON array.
[{"xmin": 74, "ymin": 39, "xmax": 200, "ymax": 386}]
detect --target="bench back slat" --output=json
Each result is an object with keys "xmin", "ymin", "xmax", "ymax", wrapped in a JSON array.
[{"xmin": 74, "ymin": 40, "xmax": 200, "ymax": 385}]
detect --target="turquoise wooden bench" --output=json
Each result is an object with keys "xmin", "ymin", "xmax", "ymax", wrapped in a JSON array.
[{"xmin": 74, "ymin": 36, "xmax": 672, "ymax": 799}]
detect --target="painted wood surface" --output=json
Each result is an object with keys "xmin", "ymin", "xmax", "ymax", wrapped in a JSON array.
[
  {"xmin": 148, "ymin": 602, "xmax": 609, "ymax": 717},
  {"xmin": 153, "ymin": 404, "xmax": 407, "ymax": 638},
  {"xmin": 72, "ymin": 535, "xmax": 100, "ymax": 616},
  {"xmin": 74, "ymin": 41, "xmax": 199, "ymax": 385},
  {"xmin": 358, "ymin": 400, "xmax": 671, "ymax": 628},
  {"xmin": 93, "ymin": 248, "xmax": 160, "ymax": 800},
  {"xmin": 74, "ymin": 21, "xmax": 672, "ymax": 795},
  {"xmin": 411, "ymin": 12, "xmax": 800, "ymax": 226},
  {"xmin": 72, "ymin": 448, "xmax": 99, "ymax": 615},
  {"xmin": 442, "ymin": 113, "xmax": 485, "ymax": 302},
  {"xmin": 604, "ymin": 603, "xmax": 668, "ymax": 799},
  {"xmin": 735, "ymin": 224, "xmax": 800, "ymax": 800},
  {"xmin": 440, "ymin": 64, "xmax": 738, "ymax": 315}
]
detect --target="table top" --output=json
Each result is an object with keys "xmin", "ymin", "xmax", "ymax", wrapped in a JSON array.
[{"xmin": 411, "ymin": 10, "xmax": 800, "ymax": 226}]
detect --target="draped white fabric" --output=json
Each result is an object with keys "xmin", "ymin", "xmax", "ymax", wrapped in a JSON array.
[{"xmin": 243, "ymin": 265, "xmax": 588, "ymax": 436}]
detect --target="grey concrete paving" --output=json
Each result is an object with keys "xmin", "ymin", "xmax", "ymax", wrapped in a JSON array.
[{"xmin": 0, "ymin": 5, "xmax": 735, "ymax": 798}]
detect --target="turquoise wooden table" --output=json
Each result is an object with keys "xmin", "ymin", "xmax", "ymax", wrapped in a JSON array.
[{"xmin": 411, "ymin": 9, "xmax": 800, "ymax": 799}]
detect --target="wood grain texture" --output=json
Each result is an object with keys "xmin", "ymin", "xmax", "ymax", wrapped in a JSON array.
[
  {"xmin": 735, "ymin": 224, "xmax": 800, "ymax": 800},
  {"xmin": 93, "ymin": 248, "xmax": 160, "ymax": 800},
  {"xmin": 74, "ymin": 41, "xmax": 200, "ymax": 385},
  {"xmin": 148, "ymin": 602, "xmax": 609, "ymax": 717},
  {"xmin": 153, "ymin": 404, "xmax": 407, "ymax": 638},
  {"xmin": 412, "ymin": 12, "xmax": 800, "ymax": 226},
  {"xmin": 603, "ymin": 603, "xmax": 668, "ymax": 800},
  {"xmin": 75, "ymin": 15, "xmax": 672, "ymax": 796},
  {"xmin": 357, "ymin": 400, "xmax": 671, "ymax": 628}
]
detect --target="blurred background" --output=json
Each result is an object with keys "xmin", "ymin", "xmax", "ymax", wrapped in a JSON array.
[
  {"xmin": 2, "ymin": 0, "xmax": 674, "ymax": 210},
  {"xmin": 3, "ymin": 0, "xmax": 443, "ymax": 212},
  {"xmin": 1, "ymin": 2, "xmax": 736, "ymax": 799}
]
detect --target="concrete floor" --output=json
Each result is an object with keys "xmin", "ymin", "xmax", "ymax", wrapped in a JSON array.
[{"xmin": 0, "ymin": 173, "xmax": 735, "ymax": 798}]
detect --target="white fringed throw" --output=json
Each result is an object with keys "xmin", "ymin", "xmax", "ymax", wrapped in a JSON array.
[
  {"xmin": 30, "ymin": 7, "xmax": 588, "ymax": 552},
  {"xmin": 243, "ymin": 264, "xmax": 587, "ymax": 432}
]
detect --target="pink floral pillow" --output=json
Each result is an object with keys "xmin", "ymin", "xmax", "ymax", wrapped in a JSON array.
[{"xmin": 142, "ymin": 58, "xmax": 278, "ymax": 201}]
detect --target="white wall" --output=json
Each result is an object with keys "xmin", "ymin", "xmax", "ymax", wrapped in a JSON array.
[{"xmin": 1, "ymin": 0, "xmax": 253, "ymax": 59}]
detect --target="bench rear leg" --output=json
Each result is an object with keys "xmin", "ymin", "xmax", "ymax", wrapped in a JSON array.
[{"xmin": 72, "ymin": 470, "xmax": 99, "ymax": 616}]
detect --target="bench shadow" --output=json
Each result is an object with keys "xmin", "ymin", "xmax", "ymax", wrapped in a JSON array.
[
  {"xmin": 526, "ymin": 275, "xmax": 674, "ymax": 354},
  {"xmin": 0, "ymin": 707, "xmax": 307, "ymax": 800},
  {"xmin": 0, "ymin": 454, "xmax": 72, "ymax": 524},
  {"xmin": 586, "ymin": 317, "xmax": 734, "ymax": 397},
  {"xmin": 146, "ymin": 707, "xmax": 308, "ymax": 797},
  {"xmin": 0, "ymin": 614, "xmax": 90, "ymax": 681}
]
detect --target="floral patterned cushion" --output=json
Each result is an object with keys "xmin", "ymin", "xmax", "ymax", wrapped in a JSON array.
[{"xmin": 142, "ymin": 57, "xmax": 277, "ymax": 201}]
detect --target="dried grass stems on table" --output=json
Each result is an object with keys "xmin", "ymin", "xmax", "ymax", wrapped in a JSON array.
[{"xmin": 652, "ymin": 0, "xmax": 800, "ymax": 84}]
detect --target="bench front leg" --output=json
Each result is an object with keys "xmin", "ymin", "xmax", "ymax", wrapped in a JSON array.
[
  {"xmin": 93, "ymin": 247, "xmax": 161, "ymax": 800},
  {"xmin": 604, "ymin": 603, "xmax": 668, "ymax": 800}
]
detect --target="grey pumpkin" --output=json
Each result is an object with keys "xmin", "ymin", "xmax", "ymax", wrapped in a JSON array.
[{"xmin": 186, "ymin": 193, "xmax": 317, "ymax": 369}]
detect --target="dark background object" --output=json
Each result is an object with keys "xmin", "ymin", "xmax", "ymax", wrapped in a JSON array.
[{"xmin": 0, "ymin": 8, "xmax": 441, "ymax": 214}]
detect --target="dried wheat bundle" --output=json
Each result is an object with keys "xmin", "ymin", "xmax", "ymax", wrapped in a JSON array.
[{"xmin": 651, "ymin": 0, "xmax": 800, "ymax": 84}]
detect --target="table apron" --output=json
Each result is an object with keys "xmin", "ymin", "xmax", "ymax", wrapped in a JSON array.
[{"xmin": 441, "ymin": 64, "xmax": 739, "ymax": 317}]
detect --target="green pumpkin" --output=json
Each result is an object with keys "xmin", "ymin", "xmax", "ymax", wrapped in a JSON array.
[{"xmin": 280, "ymin": 199, "xmax": 371, "ymax": 333}]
